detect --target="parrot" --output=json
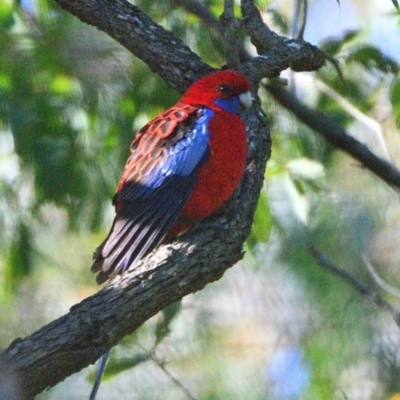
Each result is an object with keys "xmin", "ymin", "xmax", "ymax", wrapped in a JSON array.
[
  {"xmin": 91, "ymin": 70, "xmax": 252, "ymax": 284},
  {"xmin": 89, "ymin": 70, "xmax": 252, "ymax": 400}
]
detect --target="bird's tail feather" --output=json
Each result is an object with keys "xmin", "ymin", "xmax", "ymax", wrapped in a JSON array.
[{"xmin": 89, "ymin": 349, "xmax": 112, "ymax": 400}]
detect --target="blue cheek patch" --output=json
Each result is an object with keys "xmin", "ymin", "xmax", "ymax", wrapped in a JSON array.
[{"xmin": 214, "ymin": 97, "xmax": 241, "ymax": 114}]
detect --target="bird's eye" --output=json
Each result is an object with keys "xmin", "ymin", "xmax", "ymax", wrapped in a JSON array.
[{"xmin": 219, "ymin": 84, "xmax": 232, "ymax": 95}]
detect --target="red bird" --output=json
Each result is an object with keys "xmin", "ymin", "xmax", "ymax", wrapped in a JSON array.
[
  {"xmin": 91, "ymin": 70, "xmax": 252, "ymax": 284},
  {"xmin": 89, "ymin": 70, "xmax": 252, "ymax": 400}
]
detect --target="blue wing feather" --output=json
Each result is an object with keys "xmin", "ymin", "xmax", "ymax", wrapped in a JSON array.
[
  {"xmin": 91, "ymin": 106, "xmax": 213, "ymax": 283},
  {"xmin": 120, "ymin": 109, "xmax": 213, "ymax": 198}
]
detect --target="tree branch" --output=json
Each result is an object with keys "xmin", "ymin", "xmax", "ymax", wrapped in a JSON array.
[
  {"xmin": 308, "ymin": 246, "xmax": 400, "ymax": 328},
  {"xmin": 220, "ymin": 0, "xmax": 243, "ymax": 68},
  {"xmin": 52, "ymin": 0, "xmax": 327, "ymax": 88},
  {"xmin": 174, "ymin": 0, "xmax": 400, "ymax": 191},
  {"xmin": 0, "ymin": 0, "xmax": 333, "ymax": 398},
  {"xmin": 173, "ymin": 0, "xmax": 250, "ymax": 63},
  {"xmin": 266, "ymin": 82, "xmax": 400, "ymax": 189},
  {"xmin": 0, "ymin": 105, "xmax": 270, "ymax": 399},
  {"xmin": 241, "ymin": 0, "xmax": 326, "ymax": 73}
]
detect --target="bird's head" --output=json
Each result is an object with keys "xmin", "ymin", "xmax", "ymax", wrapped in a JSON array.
[{"xmin": 180, "ymin": 70, "xmax": 253, "ymax": 114}]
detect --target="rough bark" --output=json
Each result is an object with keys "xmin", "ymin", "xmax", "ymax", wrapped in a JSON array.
[
  {"xmin": 0, "ymin": 106, "xmax": 270, "ymax": 400},
  {"xmin": 0, "ymin": 0, "xmax": 328, "ymax": 398},
  {"xmin": 176, "ymin": 0, "xmax": 400, "ymax": 188}
]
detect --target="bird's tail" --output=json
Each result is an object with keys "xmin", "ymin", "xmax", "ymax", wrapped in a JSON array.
[{"xmin": 89, "ymin": 349, "xmax": 112, "ymax": 400}]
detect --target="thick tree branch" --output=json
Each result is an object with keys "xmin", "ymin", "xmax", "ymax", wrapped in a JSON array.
[
  {"xmin": 52, "ymin": 0, "xmax": 327, "ymax": 88},
  {"xmin": 0, "ymin": 1, "xmax": 395, "ymax": 399},
  {"xmin": 175, "ymin": 0, "xmax": 400, "ymax": 190},
  {"xmin": 0, "ymin": 0, "xmax": 333, "ymax": 398},
  {"xmin": 241, "ymin": 0, "xmax": 325, "ymax": 73},
  {"xmin": 0, "ymin": 106, "xmax": 270, "ymax": 399}
]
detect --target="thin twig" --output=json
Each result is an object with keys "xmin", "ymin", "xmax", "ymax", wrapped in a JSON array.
[
  {"xmin": 324, "ymin": 53, "xmax": 347, "ymax": 90},
  {"xmin": 308, "ymin": 246, "xmax": 400, "ymax": 328},
  {"xmin": 291, "ymin": 0, "xmax": 301, "ymax": 39},
  {"xmin": 362, "ymin": 254, "xmax": 400, "ymax": 298},
  {"xmin": 297, "ymin": 0, "xmax": 308, "ymax": 40},
  {"xmin": 150, "ymin": 353, "xmax": 198, "ymax": 400}
]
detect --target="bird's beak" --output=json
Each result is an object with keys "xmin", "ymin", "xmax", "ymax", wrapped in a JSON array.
[{"xmin": 239, "ymin": 91, "xmax": 254, "ymax": 110}]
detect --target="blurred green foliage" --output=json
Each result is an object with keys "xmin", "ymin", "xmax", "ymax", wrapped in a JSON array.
[{"xmin": 1, "ymin": 1, "xmax": 400, "ymax": 399}]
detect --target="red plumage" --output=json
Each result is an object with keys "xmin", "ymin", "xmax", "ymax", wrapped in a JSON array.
[
  {"xmin": 91, "ymin": 70, "xmax": 251, "ymax": 284},
  {"xmin": 169, "ymin": 103, "xmax": 248, "ymax": 234}
]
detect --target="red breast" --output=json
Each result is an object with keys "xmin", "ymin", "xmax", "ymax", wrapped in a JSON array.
[{"xmin": 172, "ymin": 108, "xmax": 247, "ymax": 233}]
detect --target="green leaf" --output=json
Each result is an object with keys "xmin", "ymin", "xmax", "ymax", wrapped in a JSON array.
[
  {"xmin": 392, "ymin": 0, "xmax": 399, "ymax": 11},
  {"xmin": 155, "ymin": 301, "xmax": 182, "ymax": 346},
  {"xmin": 249, "ymin": 190, "xmax": 272, "ymax": 246},
  {"xmin": 96, "ymin": 353, "xmax": 150, "ymax": 382},
  {"xmin": 267, "ymin": 8, "xmax": 289, "ymax": 33},
  {"xmin": 347, "ymin": 44, "xmax": 399, "ymax": 74},
  {"xmin": 390, "ymin": 77, "xmax": 400, "ymax": 126},
  {"xmin": 5, "ymin": 222, "xmax": 33, "ymax": 293},
  {"xmin": 0, "ymin": 0, "xmax": 15, "ymax": 30},
  {"xmin": 287, "ymin": 158, "xmax": 325, "ymax": 182},
  {"xmin": 320, "ymin": 30, "xmax": 359, "ymax": 56}
]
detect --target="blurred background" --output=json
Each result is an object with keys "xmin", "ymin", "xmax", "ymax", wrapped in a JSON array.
[{"xmin": 1, "ymin": 0, "xmax": 400, "ymax": 399}]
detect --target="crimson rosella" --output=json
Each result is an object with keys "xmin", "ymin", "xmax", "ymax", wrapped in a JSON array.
[
  {"xmin": 90, "ymin": 70, "xmax": 252, "ymax": 284},
  {"xmin": 89, "ymin": 70, "xmax": 252, "ymax": 400}
]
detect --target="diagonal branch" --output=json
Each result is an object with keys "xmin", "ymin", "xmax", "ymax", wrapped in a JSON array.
[
  {"xmin": 0, "ymin": 0, "xmax": 334, "ymax": 398},
  {"xmin": 174, "ymin": 0, "xmax": 400, "ymax": 191},
  {"xmin": 309, "ymin": 246, "xmax": 400, "ymax": 328},
  {"xmin": 53, "ymin": 0, "xmax": 328, "ymax": 88},
  {"xmin": 0, "ymin": 104, "xmax": 270, "ymax": 398},
  {"xmin": 266, "ymin": 82, "xmax": 400, "ymax": 189}
]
